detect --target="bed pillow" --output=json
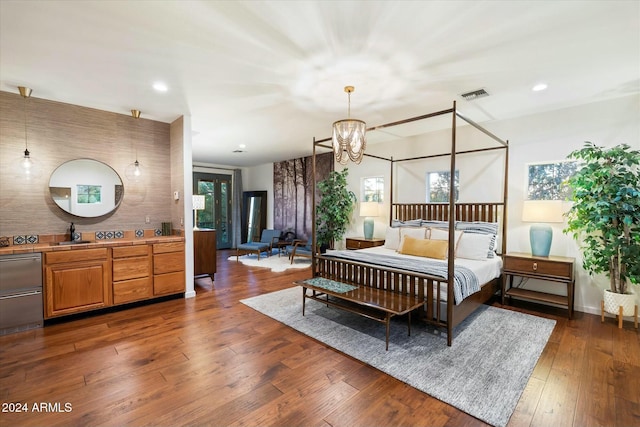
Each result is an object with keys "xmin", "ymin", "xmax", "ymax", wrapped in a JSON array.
[
  {"xmin": 420, "ymin": 220, "xmax": 450, "ymax": 229},
  {"xmin": 391, "ymin": 219, "xmax": 423, "ymax": 228},
  {"xmin": 384, "ymin": 227, "xmax": 401, "ymax": 250},
  {"xmin": 455, "ymin": 221, "xmax": 498, "ymax": 257},
  {"xmin": 398, "ymin": 236, "xmax": 448, "ymax": 260},
  {"xmin": 400, "ymin": 227, "xmax": 428, "ymax": 241},
  {"xmin": 429, "ymin": 228, "xmax": 463, "ymax": 249},
  {"xmin": 456, "ymin": 232, "xmax": 495, "ymax": 261}
]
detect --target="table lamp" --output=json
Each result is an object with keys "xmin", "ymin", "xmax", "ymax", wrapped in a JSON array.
[
  {"xmin": 360, "ymin": 202, "xmax": 379, "ymax": 240},
  {"xmin": 192, "ymin": 195, "xmax": 205, "ymax": 230},
  {"xmin": 522, "ymin": 200, "xmax": 564, "ymax": 257}
]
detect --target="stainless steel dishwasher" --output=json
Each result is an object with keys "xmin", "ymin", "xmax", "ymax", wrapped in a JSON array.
[{"xmin": 0, "ymin": 253, "xmax": 43, "ymax": 335}]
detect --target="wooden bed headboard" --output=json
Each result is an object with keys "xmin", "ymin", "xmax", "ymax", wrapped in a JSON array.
[{"xmin": 392, "ymin": 202, "xmax": 503, "ymax": 223}]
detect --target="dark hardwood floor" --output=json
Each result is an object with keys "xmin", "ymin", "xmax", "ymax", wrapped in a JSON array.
[{"xmin": 1, "ymin": 249, "xmax": 638, "ymax": 427}]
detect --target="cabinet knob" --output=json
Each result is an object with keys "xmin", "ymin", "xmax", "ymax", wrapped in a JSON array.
[{"xmin": 532, "ymin": 262, "xmax": 538, "ymax": 271}]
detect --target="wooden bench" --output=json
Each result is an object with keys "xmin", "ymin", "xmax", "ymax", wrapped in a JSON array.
[{"xmin": 295, "ymin": 277, "xmax": 425, "ymax": 350}]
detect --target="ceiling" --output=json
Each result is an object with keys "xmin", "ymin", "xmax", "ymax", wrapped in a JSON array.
[{"xmin": 1, "ymin": 1, "xmax": 638, "ymax": 167}]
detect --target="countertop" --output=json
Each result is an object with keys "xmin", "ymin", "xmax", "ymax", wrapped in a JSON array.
[{"xmin": 0, "ymin": 236, "xmax": 185, "ymax": 256}]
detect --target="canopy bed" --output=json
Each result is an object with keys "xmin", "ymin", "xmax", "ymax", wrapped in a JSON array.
[{"xmin": 310, "ymin": 101, "xmax": 509, "ymax": 346}]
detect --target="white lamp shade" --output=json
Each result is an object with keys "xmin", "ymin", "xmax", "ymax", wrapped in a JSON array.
[
  {"xmin": 522, "ymin": 200, "xmax": 564, "ymax": 223},
  {"xmin": 192, "ymin": 195, "xmax": 205, "ymax": 211},
  {"xmin": 360, "ymin": 201, "xmax": 379, "ymax": 217}
]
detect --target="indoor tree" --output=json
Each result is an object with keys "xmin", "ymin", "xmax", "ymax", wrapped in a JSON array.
[
  {"xmin": 316, "ymin": 169, "xmax": 357, "ymax": 249},
  {"xmin": 563, "ymin": 142, "xmax": 640, "ymax": 295}
]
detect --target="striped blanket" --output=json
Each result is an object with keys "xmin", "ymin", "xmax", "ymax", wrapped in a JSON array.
[{"xmin": 322, "ymin": 250, "xmax": 480, "ymax": 305}]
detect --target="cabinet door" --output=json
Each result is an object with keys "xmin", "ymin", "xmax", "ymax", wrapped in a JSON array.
[
  {"xmin": 45, "ymin": 260, "xmax": 110, "ymax": 318},
  {"xmin": 194, "ymin": 230, "xmax": 216, "ymax": 276}
]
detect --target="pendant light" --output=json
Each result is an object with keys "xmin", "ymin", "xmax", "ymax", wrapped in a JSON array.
[
  {"xmin": 18, "ymin": 86, "xmax": 41, "ymax": 180},
  {"xmin": 332, "ymin": 86, "xmax": 366, "ymax": 165},
  {"xmin": 125, "ymin": 109, "xmax": 143, "ymax": 181}
]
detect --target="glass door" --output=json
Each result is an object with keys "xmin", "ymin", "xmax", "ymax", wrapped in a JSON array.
[{"xmin": 193, "ymin": 172, "xmax": 232, "ymax": 249}]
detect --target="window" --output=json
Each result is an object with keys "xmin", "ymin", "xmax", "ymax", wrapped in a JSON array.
[
  {"xmin": 77, "ymin": 185, "xmax": 101, "ymax": 204},
  {"xmin": 527, "ymin": 161, "xmax": 577, "ymax": 200},
  {"xmin": 362, "ymin": 176, "xmax": 384, "ymax": 203},
  {"xmin": 426, "ymin": 171, "xmax": 459, "ymax": 203}
]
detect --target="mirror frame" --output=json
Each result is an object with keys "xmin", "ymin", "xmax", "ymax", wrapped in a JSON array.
[
  {"xmin": 49, "ymin": 158, "xmax": 124, "ymax": 218},
  {"xmin": 241, "ymin": 191, "xmax": 267, "ymax": 243}
]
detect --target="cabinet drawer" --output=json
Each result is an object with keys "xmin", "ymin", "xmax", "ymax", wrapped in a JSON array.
[
  {"xmin": 113, "ymin": 257, "xmax": 151, "ymax": 281},
  {"xmin": 153, "ymin": 251, "xmax": 185, "ymax": 275},
  {"xmin": 45, "ymin": 248, "xmax": 108, "ymax": 264},
  {"xmin": 504, "ymin": 256, "xmax": 572, "ymax": 279},
  {"xmin": 113, "ymin": 277, "xmax": 152, "ymax": 304},
  {"xmin": 153, "ymin": 242, "xmax": 184, "ymax": 254},
  {"xmin": 154, "ymin": 271, "xmax": 185, "ymax": 295},
  {"xmin": 346, "ymin": 238, "xmax": 384, "ymax": 250},
  {"xmin": 112, "ymin": 245, "xmax": 150, "ymax": 258}
]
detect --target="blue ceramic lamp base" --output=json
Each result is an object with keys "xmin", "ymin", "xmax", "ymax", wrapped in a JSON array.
[
  {"xmin": 363, "ymin": 217, "xmax": 374, "ymax": 240},
  {"xmin": 529, "ymin": 224, "xmax": 553, "ymax": 257}
]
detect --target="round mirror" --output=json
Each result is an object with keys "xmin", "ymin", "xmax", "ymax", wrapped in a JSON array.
[{"xmin": 49, "ymin": 159, "xmax": 124, "ymax": 218}]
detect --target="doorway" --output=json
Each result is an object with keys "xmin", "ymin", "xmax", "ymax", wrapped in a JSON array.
[{"xmin": 193, "ymin": 173, "xmax": 232, "ymax": 249}]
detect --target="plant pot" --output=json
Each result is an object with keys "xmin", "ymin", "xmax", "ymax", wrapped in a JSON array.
[{"xmin": 603, "ymin": 289, "xmax": 636, "ymax": 317}]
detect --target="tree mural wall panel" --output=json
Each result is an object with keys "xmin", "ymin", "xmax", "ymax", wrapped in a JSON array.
[{"xmin": 274, "ymin": 152, "xmax": 333, "ymax": 241}]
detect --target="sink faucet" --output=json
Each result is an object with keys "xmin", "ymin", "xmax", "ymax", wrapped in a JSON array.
[{"xmin": 69, "ymin": 222, "xmax": 75, "ymax": 241}]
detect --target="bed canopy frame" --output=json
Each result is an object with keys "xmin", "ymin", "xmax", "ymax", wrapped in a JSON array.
[{"xmin": 310, "ymin": 101, "xmax": 509, "ymax": 345}]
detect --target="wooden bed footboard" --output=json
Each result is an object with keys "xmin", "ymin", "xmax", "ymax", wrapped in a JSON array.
[{"xmin": 314, "ymin": 255, "xmax": 500, "ymax": 346}]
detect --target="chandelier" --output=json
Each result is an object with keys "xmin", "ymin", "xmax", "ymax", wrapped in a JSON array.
[{"xmin": 332, "ymin": 86, "xmax": 366, "ymax": 165}]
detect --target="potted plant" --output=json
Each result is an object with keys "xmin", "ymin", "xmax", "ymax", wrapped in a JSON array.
[
  {"xmin": 563, "ymin": 142, "xmax": 639, "ymax": 320},
  {"xmin": 316, "ymin": 169, "xmax": 357, "ymax": 250}
]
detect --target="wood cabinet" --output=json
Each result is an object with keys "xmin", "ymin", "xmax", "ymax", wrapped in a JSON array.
[
  {"xmin": 345, "ymin": 237, "xmax": 385, "ymax": 250},
  {"xmin": 112, "ymin": 245, "xmax": 152, "ymax": 304},
  {"xmin": 194, "ymin": 229, "xmax": 216, "ymax": 278},
  {"xmin": 153, "ymin": 242, "xmax": 185, "ymax": 295},
  {"xmin": 44, "ymin": 248, "xmax": 110, "ymax": 319},
  {"xmin": 502, "ymin": 252, "xmax": 575, "ymax": 318},
  {"xmin": 43, "ymin": 239, "xmax": 185, "ymax": 320}
]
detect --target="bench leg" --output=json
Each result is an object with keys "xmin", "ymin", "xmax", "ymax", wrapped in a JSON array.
[
  {"xmin": 408, "ymin": 311, "xmax": 411, "ymax": 337},
  {"xmin": 385, "ymin": 313, "xmax": 391, "ymax": 351},
  {"xmin": 302, "ymin": 287, "xmax": 306, "ymax": 316}
]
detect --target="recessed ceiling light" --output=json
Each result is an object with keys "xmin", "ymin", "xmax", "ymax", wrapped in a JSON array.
[
  {"xmin": 532, "ymin": 83, "xmax": 548, "ymax": 92},
  {"xmin": 153, "ymin": 82, "xmax": 168, "ymax": 92},
  {"xmin": 238, "ymin": 144, "xmax": 246, "ymax": 149}
]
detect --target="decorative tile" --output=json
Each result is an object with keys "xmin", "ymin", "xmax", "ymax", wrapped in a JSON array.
[
  {"xmin": 96, "ymin": 231, "xmax": 106, "ymax": 240},
  {"xmin": 105, "ymin": 231, "xmax": 115, "ymax": 239},
  {"xmin": 135, "ymin": 229, "xmax": 144, "ymax": 238},
  {"xmin": 13, "ymin": 235, "xmax": 25, "ymax": 245},
  {"xmin": 154, "ymin": 229, "xmax": 162, "ymax": 236},
  {"xmin": 72, "ymin": 232, "xmax": 81, "ymax": 241},
  {"xmin": 114, "ymin": 230, "xmax": 124, "ymax": 239},
  {"xmin": 26, "ymin": 235, "xmax": 39, "ymax": 244}
]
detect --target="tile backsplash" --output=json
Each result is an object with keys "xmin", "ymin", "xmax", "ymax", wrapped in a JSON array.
[{"xmin": 4, "ymin": 228, "xmax": 172, "ymax": 245}]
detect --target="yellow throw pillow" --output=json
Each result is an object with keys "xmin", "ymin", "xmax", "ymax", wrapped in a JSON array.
[{"xmin": 398, "ymin": 235, "xmax": 448, "ymax": 260}]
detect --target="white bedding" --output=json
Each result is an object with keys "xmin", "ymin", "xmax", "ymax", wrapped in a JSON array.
[
  {"xmin": 342, "ymin": 246, "xmax": 503, "ymax": 302},
  {"xmin": 353, "ymin": 246, "xmax": 502, "ymax": 285}
]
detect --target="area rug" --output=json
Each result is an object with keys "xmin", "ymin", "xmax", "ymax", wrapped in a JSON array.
[
  {"xmin": 228, "ymin": 254, "xmax": 311, "ymax": 272},
  {"xmin": 241, "ymin": 287, "xmax": 556, "ymax": 427}
]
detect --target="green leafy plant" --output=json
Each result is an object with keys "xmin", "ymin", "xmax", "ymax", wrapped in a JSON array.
[
  {"xmin": 316, "ymin": 169, "xmax": 357, "ymax": 249},
  {"xmin": 563, "ymin": 142, "xmax": 640, "ymax": 294}
]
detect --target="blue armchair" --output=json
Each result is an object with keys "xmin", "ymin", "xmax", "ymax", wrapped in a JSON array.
[
  {"xmin": 286, "ymin": 240, "xmax": 314, "ymax": 264},
  {"xmin": 236, "ymin": 229, "xmax": 281, "ymax": 261}
]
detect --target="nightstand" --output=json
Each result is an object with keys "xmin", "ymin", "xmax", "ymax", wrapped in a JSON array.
[
  {"xmin": 502, "ymin": 252, "xmax": 575, "ymax": 318},
  {"xmin": 345, "ymin": 237, "xmax": 385, "ymax": 250}
]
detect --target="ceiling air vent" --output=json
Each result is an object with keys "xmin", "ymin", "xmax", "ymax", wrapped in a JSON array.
[
  {"xmin": 460, "ymin": 88, "xmax": 489, "ymax": 101},
  {"xmin": 232, "ymin": 149, "xmax": 244, "ymax": 153}
]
